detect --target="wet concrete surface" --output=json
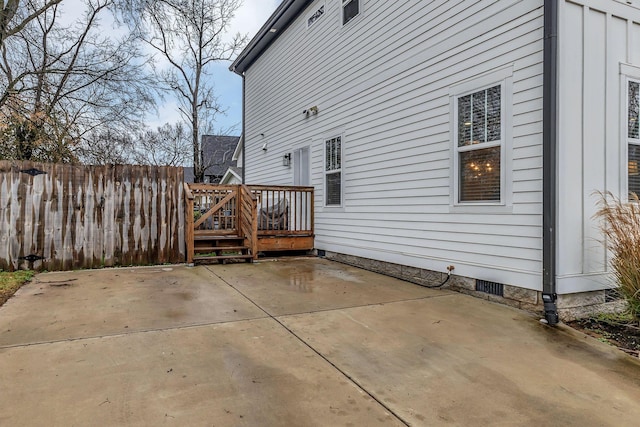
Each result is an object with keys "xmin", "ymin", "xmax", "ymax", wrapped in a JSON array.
[
  {"xmin": 1, "ymin": 258, "xmax": 640, "ymax": 426},
  {"xmin": 0, "ymin": 266, "xmax": 265, "ymax": 347},
  {"xmin": 213, "ymin": 258, "xmax": 447, "ymax": 316}
]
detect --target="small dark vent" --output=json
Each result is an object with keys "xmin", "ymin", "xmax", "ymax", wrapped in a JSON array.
[
  {"xmin": 605, "ymin": 288, "xmax": 621, "ymax": 302},
  {"xmin": 476, "ymin": 280, "xmax": 504, "ymax": 296}
]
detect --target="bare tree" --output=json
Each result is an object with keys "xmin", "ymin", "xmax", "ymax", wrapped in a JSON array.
[
  {"xmin": 0, "ymin": 0, "xmax": 62, "ymax": 108},
  {"xmin": 0, "ymin": 0, "xmax": 156, "ymax": 162},
  {"xmin": 137, "ymin": 0, "xmax": 246, "ymax": 182},
  {"xmin": 76, "ymin": 129, "xmax": 135, "ymax": 165},
  {"xmin": 133, "ymin": 122, "xmax": 191, "ymax": 166}
]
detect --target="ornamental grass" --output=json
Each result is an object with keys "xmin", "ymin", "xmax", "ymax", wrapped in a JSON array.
[{"xmin": 596, "ymin": 192, "xmax": 640, "ymax": 322}]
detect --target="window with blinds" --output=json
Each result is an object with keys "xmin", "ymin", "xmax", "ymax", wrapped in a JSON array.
[
  {"xmin": 628, "ymin": 80, "xmax": 640, "ymax": 197},
  {"xmin": 455, "ymin": 85, "xmax": 502, "ymax": 202},
  {"xmin": 325, "ymin": 136, "xmax": 342, "ymax": 206}
]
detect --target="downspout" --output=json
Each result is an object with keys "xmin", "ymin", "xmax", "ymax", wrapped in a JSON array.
[
  {"xmin": 242, "ymin": 73, "xmax": 246, "ymax": 184},
  {"xmin": 542, "ymin": 0, "xmax": 559, "ymax": 325}
]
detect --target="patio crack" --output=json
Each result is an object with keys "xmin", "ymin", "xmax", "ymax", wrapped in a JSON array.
[{"xmin": 208, "ymin": 267, "xmax": 411, "ymax": 427}]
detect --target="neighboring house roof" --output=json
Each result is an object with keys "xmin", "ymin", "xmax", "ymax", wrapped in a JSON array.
[
  {"xmin": 230, "ymin": 0, "xmax": 312, "ymax": 75},
  {"xmin": 220, "ymin": 166, "xmax": 243, "ymax": 184},
  {"xmin": 184, "ymin": 135, "xmax": 240, "ymax": 183}
]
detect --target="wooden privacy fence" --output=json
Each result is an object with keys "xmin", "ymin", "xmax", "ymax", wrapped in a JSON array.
[{"xmin": 0, "ymin": 161, "xmax": 185, "ymax": 271}]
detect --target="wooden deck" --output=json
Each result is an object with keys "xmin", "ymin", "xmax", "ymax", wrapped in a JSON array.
[{"xmin": 184, "ymin": 184, "xmax": 314, "ymax": 263}]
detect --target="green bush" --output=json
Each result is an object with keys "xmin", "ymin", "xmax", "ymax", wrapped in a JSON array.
[{"xmin": 596, "ymin": 192, "xmax": 640, "ymax": 322}]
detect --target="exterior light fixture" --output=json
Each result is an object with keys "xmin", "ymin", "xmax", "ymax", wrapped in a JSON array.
[{"xmin": 283, "ymin": 153, "xmax": 291, "ymax": 167}]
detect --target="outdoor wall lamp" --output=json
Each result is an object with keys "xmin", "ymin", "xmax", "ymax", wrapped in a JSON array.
[
  {"xmin": 303, "ymin": 106, "xmax": 319, "ymax": 117},
  {"xmin": 283, "ymin": 153, "xmax": 291, "ymax": 167}
]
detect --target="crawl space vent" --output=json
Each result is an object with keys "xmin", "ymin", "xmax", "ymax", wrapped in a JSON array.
[
  {"xmin": 475, "ymin": 280, "xmax": 504, "ymax": 297},
  {"xmin": 605, "ymin": 288, "xmax": 620, "ymax": 302}
]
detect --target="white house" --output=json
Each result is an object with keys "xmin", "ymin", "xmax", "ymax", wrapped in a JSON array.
[
  {"xmin": 220, "ymin": 135, "xmax": 244, "ymax": 184},
  {"xmin": 230, "ymin": 0, "xmax": 640, "ymax": 322}
]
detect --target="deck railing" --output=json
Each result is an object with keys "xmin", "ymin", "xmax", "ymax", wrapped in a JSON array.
[
  {"xmin": 250, "ymin": 185, "xmax": 314, "ymax": 236},
  {"xmin": 185, "ymin": 184, "xmax": 314, "ymax": 262},
  {"xmin": 240, "ymin": 185, "xmax": 258, "ymax": 259}
]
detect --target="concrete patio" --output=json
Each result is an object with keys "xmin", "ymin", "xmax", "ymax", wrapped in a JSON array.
[{"xmin": 1, "ymin": 258, "xmax": 639, "ymax": 426}]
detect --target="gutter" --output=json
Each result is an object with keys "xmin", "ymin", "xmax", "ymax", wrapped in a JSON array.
[
  {"xmin": 230, "ymin": 0, "xmax": 313, "ymax": 75},
  {"xmin": 242, "ymin": 74, "xmax": 246, "ymax": 184},
  {"xmin": 542, "ymin": 0, "xmax": 559, "ymax": 325}
]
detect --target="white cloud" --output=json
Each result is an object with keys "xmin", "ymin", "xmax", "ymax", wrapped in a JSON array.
[{"xmin": 230, "ymin": 0, "xmax": 281, "ymax": 41}]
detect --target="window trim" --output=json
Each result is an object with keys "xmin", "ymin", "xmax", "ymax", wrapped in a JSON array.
[
  {"xmin": 449, "ymin": 67, "xmax": 513, "ymax": 210},
  {"xmin": 621, "ymin": 63, "xmax": 640, "ymax": 201},
  {"xmin": 341, "ymin": 0, "xmax": 361, "ymax": 27},
  {"xmin": 324, "ymin": 134, "xmax": 344, "ymax": 208}
]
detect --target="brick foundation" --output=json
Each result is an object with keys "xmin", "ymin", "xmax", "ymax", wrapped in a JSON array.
[{"xmin": 320, "ymin": 251, "xmax": 625, "ymax": 321}]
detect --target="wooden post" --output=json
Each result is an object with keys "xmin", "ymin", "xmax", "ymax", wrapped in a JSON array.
[
  {"xmin": 251, "ymin": 196, "xmax": 258, "ymax": 260},
  {"xmin": 184, "ymin": 183, "xmax": 195, "ymax": 264}
]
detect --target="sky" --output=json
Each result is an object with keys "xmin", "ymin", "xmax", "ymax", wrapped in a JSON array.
[{"xmin": 59, "ymin": 0, "xmax": 281, "ymax": 136}]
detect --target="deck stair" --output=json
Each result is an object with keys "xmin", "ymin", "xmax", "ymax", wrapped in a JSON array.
[{"xmin": 193, "ymin": 233, "xmax": 253, "ymax": 264}]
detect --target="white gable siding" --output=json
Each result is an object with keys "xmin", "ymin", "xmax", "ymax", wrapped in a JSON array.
[
  {"xmin": 557, "ymin": 0, "xmax": 640, "ymax": 293},
  {"xmin": 244, "ymin": 0, "xmax": 544, "ymax": 289}
]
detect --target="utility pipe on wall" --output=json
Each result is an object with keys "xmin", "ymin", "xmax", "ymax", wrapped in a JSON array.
[{"xmin": 542, "ymin": 0, "xmax": 559, "ymax": 325}]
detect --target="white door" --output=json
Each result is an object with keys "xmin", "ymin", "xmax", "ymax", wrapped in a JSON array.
[
  {"xmin": 293, "ymin": 147, "xmax": 311, "ymax": 231},
  {"xmin": 293, "ymin": 146, "xmax": 310, "ymax": 186}
]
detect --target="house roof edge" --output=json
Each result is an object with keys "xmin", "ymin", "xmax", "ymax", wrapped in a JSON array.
[{"xmin": 230, "ymin": 0, "xmax": 313, "ymax": 75}]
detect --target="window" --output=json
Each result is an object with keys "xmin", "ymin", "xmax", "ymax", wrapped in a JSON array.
[
  {"xmin": 307, "ymin": 3, "xmax": 325, "ymax": 28},
  {"xmin": 342, "ymin": 0, "xmax": 359, "ymax": 25},
  {"xmin": 325, "ymin": 136, "xmax": 342, "ymax": 206},
  {"xmin": 455, "ymin": 85, "xmax": 503, "ymax": 203},
  {"xmin": 628, "ymin": 80, "xmax": 640, "ymax": 196}
]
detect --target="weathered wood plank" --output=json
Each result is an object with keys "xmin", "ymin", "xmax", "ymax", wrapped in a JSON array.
[{"xmin": 0, "ymin": 161, "xmax": 185, "ymax": 271}]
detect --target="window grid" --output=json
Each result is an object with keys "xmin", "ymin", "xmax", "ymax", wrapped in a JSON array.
[{"xmin": 325, "ymin": 136, "xmax": 342, "ymax": 206}]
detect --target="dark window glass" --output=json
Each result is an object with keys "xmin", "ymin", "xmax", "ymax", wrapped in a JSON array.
[
  {"xmin": 487, "ymin": 86, "xmax": 501, "ymax": 141},
  {"xmin": 458, "ymin": 94, "xmax": 472, "ymax": 147},
  {"xmin": 459, "ymin": 146, "xmax": 501, "ymax": 202},
  {"xmin": 326, "ymin": 172, "xmax": 341, "ymax": 205},
  {"xmin": 472, "ymin": 90, "xmax": 486, "ymax": 144},
  {"xmin": 629, "ymin": 145, "xmax": 640, "ymax": 197},
  {"xmin": 458, "ymin": 85, "xmax": 500, "ymax": 147},
  {"xmin": 629, "ymin": 81, "xmax": 639, "ymax": 139},
  {"xmin": 343, "ymin": 0, "xmax": 359, "ymax": 25}
]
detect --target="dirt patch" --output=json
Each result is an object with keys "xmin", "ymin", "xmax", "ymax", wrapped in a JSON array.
[
  {"xmin": 0, "ymin": 271, "xmax": 34, "ymax": 307},
  {"xmin": 568, "ymin": 316, "xmax": 640, "ymax": 358}
]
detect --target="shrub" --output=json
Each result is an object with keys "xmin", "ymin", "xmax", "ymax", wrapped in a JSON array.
[{"xmin": 596, "ymin": 192, "xmax": 640, "ymax": 322}]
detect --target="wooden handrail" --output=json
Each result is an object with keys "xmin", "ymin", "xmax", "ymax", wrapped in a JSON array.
[
  {"xmin": 184, "ymin": 182, "xmax": 194, "ymax": 200},
  {"xmin": 193, "ymin": 191, "xmax": 236, "ymax": 229}
]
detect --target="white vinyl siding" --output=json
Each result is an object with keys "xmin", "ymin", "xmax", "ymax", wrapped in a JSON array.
[
  {"xmin": 556, "ymin": 0, "xmax": 640, "ymax": 293},
  {"xmin": 244, "ymin": 0, "xmax": 545, "ymax": 290}
]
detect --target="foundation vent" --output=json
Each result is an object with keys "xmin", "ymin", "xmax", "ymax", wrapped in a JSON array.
[
  {"xmin": 605, "ymin": 288, "xmax": 620, "ymax": 302},
  {"xmin": 475, "ymin": 280, "xmax": 504, "ymax": 297}
]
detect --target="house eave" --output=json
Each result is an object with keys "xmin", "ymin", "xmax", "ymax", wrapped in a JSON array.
[
  {"xmin": 232, "ymin": 134, "xmax": 243, "ymax": 161},
  {"xmin": 230, "ymin": 0, "xmax": 313, "ymax": 75},
  {"xmin": 220, "ymin": 167, "xmax": 242, "ymax": 184}
]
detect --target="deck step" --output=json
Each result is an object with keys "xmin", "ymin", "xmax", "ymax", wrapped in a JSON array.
[
  {"xmin": 193, "ymin": 254, "xmax": 253, "ymax": 264},
  {"xmin": 194, "ymin": 234, "xmax": 243, "ymax": 241},
  {"xmin": 193, "ymin": 245, "xmax": 247, "ymax": 252}
]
